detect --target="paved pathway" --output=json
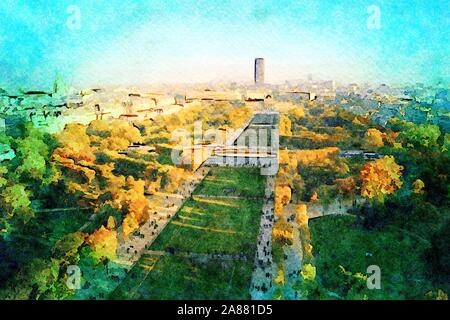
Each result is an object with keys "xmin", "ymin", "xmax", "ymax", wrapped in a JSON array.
[
  {"xmin": 250, "ymin": 175, "xmax": 277, "ymax": 299},
  {"xmin": 115, "ymin": 167, "xmax": 211, "ymax": 267},
  {"xmin": 280, "ymin": 218, "xmax": 304, "ymax": 299}
]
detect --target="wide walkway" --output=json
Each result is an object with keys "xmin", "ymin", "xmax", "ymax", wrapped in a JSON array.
[{"xmin": 250, "ymin": 175, "xmax": 277, "ymax": 299}]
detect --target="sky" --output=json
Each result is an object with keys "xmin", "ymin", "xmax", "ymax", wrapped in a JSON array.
[{"xmin": 0, "ymin": 0, "xmax": 449, "ymax": 90}]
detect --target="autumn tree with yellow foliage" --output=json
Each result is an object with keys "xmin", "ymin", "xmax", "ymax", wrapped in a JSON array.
[
  {"xmin": 86, "ymin": 226, "xmax": 118, "ymax": 262},
  {"xmin": 364, "ymin": 128, "xmax": 384, "ymax": 148},
  {"xmin": 295, "ymin": 204, "xmax": 314, "ymax": 260},
  {"xmin": 108, "ymin": 176, "xmax": 151, "ymax": 238},
  {"xmin": 279, "ymin": 115, "xmax": 292, "ymax": 137},
  {"xmin": 412, "ymin": 179, "xmax": 425, "ymax": 194},
  {"xmin": 360, "ymin": 156, "xmax": 403, "ymax": 202}
]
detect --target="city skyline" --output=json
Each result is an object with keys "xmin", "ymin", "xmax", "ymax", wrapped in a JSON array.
[{"xmin": 0, "ymin": 0, "xmax": 449, "ymax": 90}]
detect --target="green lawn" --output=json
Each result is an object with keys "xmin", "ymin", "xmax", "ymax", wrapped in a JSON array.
[
  {"xmin": 194, "ymin": 167, "xmax": 265, "ymax": 198},
  {"xmin": 310, "ymin": 215, "xmax": 446, "ymax": 299},
  {"xmin": 150, "ymin": 198, "xmax": 261, "ymax": 256},
  {"xmin": 112, "ymin": 255, "xmax": 254, "ymax": 300},
  {"xmin": 111, "ymin": 167, "xmax": 265, "ymax": 299}
]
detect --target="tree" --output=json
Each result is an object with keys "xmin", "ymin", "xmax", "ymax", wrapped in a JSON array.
[
  {"xmin": 427, "ymin": 220, "xmax": 450, "ymax": 276},
  {"xmin": 338, "ymin": 265, "xmax": 369, "ymax": 300},
  {"xmin": 55, "ymin": 123, "xmax": 95, "ymax": 162},
  {"xmin": 0, "ymin": 184, "xmax": 33, "ymax": 222},
  {"xmin": 162, "ymin": 166, "xmax": 189, "ymax": 193},
  {"xmin": 110, "ymin": 176, "xmax": 150, "ymax": 238},
  {"xmin": 288, "ymin": 107, "xmax": 305, "ymax": 121},
  {"xmin": 272, "ymin": 219, "xmax": 293, "ymax": 245},
  {"xmin": 360, "ymin": 156, "xmax": 403, "ymax": 202},
  {"xmin": 295, "ymin": 204, "xmax": 308, "ymax": 227},
  {"xmin": 97, "ymin": 120, "xmax": 142, "ymax": 152},
  {"xmin": 364, "ymin": 128, "xmax": 384, "ymax": 148},
  {"xmin": 335, "ymin": 177, "xmax": 357, "ymax": 195},
  {"xmin": 425, "ymin": 289, "xmax": 448, "ymax": 300},
  {"xmin": 274, "ymin": 264, "xmax": 286, "ymax": 286},
  {"xmin": 86, "ymin": 226, "xmax": 118, "ymax": 262},
  {"xmin": 279, "ymin": 115, "xmax": 292, "ymax": 137},
  {"xmin": 412, "ymin": 179, "xmax": 425, "ymax": 194},
  {"xmin": 100, "ymin": 136, "xmax": 130, "ymax": 151},
  {"xmin": 0, "ymin": 258, "xmax": 62, "ymax": 300},
  {"xmin": 274, "ymin": 184, "xmax": 291, "ymax": 216},
  {"xmin": 402, "ymin": 124, "xmax": 441, "ymax": 149},
  {"xmin": 443, "ymin": 133, "xmax": 450, "ymax": 155},
  {"xmin": 384, "ymin": 130, "xmax": 400, "ymax": 146},
  {"xmin": 52, "ymin": 231, "xmax": 86, "ymax": 264},
  {"xmin": 2, "ymin": 124, "xmax": 59, "ymax": 195},
  {"xmin": 87, "ymin": 119, "xmax": 110, "ymax": 138},
  {"xmin": 300, "ymin": 263, "xmax": 316, "ymax": 281},
  {"xmin": 0, "ymin": 165, "xmax": 7, "ymax": 188},
  {"xmin": 15, "ymin": 133, "xmax": 54, "ymax": 182}
]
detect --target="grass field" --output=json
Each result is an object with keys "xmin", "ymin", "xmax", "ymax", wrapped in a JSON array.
[
  {"xmin": 150, "ymin": 198, "xmax": 262, "ymax": 256},
  {"xmin": 111, "ymin": 167, "xmax": 265, "ymax": 299},
  {"xmin": 309, "ymin": 215, "xmax": 447, "ymax": 299},
  {"xmin": 194, "ymin": 167, "xmax": 266, "ymax": 198},
  {"xmin": 112, "ymin": 255, "xmax": 255, "ymax": 300}
]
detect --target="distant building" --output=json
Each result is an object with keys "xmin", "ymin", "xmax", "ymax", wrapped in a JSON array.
[
  {"xmin": 254, "ymin": 58, "xmax": 265, "ymax": 86},
  {"xmin": 245, "ymin": 90, "xmax": 271, "ymax": 102},
  {"xmin": 185, "ymin": 90, "xmax": 241, "ymax": 102},
  {"xmin": 281, "ymin": 90, "xmax": 316, "ymax": 101},
  {"xmin": 323, "ymin": 80, "xmax": 336, "ymax": 91},
  {"xmin": 144, "ymin": 93, "xmax": 176, "ymax": 107}
]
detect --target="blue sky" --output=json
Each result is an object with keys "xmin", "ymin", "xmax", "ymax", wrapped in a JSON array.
[{"xmin": 0, "ymin": 0, "xmax": 449, "ymax": 90}]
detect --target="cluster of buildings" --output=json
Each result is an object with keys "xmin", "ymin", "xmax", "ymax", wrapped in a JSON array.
[
  {"xmin": 2, "ymin": 57, "xmax": 447, "ymax": 137},
  {"xmin": 0, "ymin": 83, "xmax": 186, "ymax": 134},
  {"xmin": 77, "ymin": 89, "xmax": 181, "ymax": 122},
  {"xmin": 336, "ymin": 83, "xmax": 450, "ymax": 132},
  {"xmin": 0, "ymin": 87, "xmax": 69, "ymax": 135}
]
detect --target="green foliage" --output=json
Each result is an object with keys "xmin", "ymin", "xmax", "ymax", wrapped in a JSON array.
[
  {"xmin": 443, "ymin": 133, "xmax": 450, "ymax": 155},
  {"xmin": 0, "ymin": 257, "xmax": 70, "ymax": 300},
  {"xmin": 387, "ymin": 118, "xmax": 415, "ymax": 132},
  {"xmin": 0, "ymin": 125, "xmax": 60, "ymax": 238},
  {"xmin": 0, "ymin": 184, "xmax": 33, "ymax": 222},
  {"xmin": 52, "ymin": 231, "xmax": 86, "ymax": 263},
  {"xmin": 427, "ymin": 219, "xmax": 450, "ymax": 276},
  {"xmin": 0, "ymin": 165, "xmax": 7, "ymax": 187},
  {"xmin": 297, "ymin": 165, "xmax": 335, "ymax": 201},
  {"xmin": 15, "ymin": 134, "xmax": 49, "ymax": 180},
  {"xmin": 83, "ymin": 204, "xmax": 122, "ymax": 234},
  {"xmin": 112, "ymin": 157, "xmax": 147, "ymax": 179},
  {"xmin": 337, "ymin": 265, "xmax": 369, "ymax": 300},
  {"xmin": 310, "ymin": 215, "xmax": 448, "ymax": 299},
  {"xmin": 401, "ymin": 124, "xmax": 441, "ymax": 149}
]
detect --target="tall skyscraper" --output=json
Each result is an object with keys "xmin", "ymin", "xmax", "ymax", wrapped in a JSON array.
[{"xmin": 254, "ymin": 58, "xmax": 265, "ymax": 86}]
